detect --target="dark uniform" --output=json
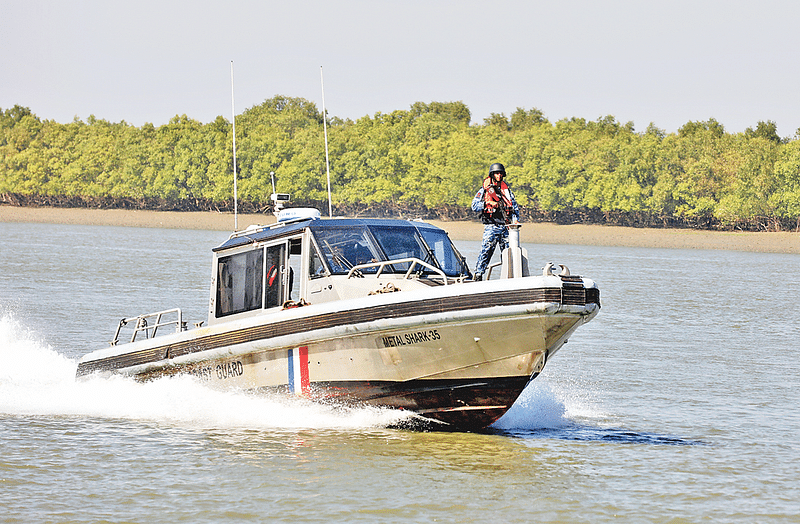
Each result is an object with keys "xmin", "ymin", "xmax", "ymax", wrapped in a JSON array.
[{"xmin": 471, "ymin": 163, "xmax": 519, "ymax": 280}]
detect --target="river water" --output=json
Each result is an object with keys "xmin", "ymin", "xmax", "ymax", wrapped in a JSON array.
[{"xmin": 1, "ymin": 221, "xmax": 798, "ymax": 523}]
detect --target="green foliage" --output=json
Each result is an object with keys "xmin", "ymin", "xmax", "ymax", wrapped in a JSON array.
[
  {"xmin": 483, "ymin": 113, "xmax": 510, "ymax": 131},
  {"xmin": 678, "ymin": 118, "xmax": 726, "ymax": 139},
  {"xmin": 409, "ymin": 101, "xmax": 471, "ymax": 125},
  {"xmin": 1, "ymin": 101, "xmax": 799, "ymax": 230},
  {"xmin": 744, "ymin": 120, "xmax": 785, "ymax": 144}
]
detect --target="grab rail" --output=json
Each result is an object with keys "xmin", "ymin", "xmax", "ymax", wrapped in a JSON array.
[
  {"xmin": 111, "ymin": 308, "xmax": 185, "ymax": 346},
  {"xmin": 346, "ymin": 257, "xmax": 449, "ymax": 285},
  {"xmin": 486, "ymin": 261, "xmax": 502, "ymax": 280}
]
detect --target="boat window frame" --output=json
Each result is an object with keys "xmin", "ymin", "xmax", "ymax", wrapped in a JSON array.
[
  {"xmin": 213, "ymin": 235, "xmax": 298, "ymax": 319},
  {"xmin": 286, "ymin": 235, "xmax": 307, "ymax": 302},
  {"xmin": 366, "ymin": 224, "xmax": 438, "ymax": 275},
  {"xmin": 412, "ymin": 225, "xmax": 471, "ymax": 277},
  {"xmin": 263, "ymin": 241, "xmax": 287, "ymax": 310},
  {"xmin": 307, "ymin": 232, "xmax": 331, "ymax": 280},
  {"xmin": 310, "ymin": 225, "xmax": 384, "ymax": 275},
  {"xmin": 214, "ymin": 246, "xmax": 265, "ymax": 318},
  {"xmin": 309, "ymin": 223, "xmax": 469, "ymax": 278}
]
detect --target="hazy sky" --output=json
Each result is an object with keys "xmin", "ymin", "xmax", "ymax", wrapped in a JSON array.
[{"xmin": 2, "ymin": 0, "xmax": 799, "ymax": 137}]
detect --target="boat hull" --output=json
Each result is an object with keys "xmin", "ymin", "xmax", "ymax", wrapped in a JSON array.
[
  {"xmin": 77, "ymin": 278, "xmax": 599, "ymax": 429},
  {"xmin": 305, "ymin": 376, "xmax": 535, "ymax": 430}
]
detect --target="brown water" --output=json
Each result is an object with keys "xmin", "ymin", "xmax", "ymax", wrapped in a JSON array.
[{"xmin": 1, "ymin": 222, "xmax": 799, "ymax": 523}]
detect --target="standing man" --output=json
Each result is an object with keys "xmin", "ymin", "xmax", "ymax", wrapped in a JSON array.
[{"xmin": 471, "ymin": 162, "xmax": 520, "ymax": 281}]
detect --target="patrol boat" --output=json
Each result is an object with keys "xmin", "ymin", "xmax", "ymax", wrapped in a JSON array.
[{"xmin": 76, "ymin": 209, "xmax": 600, "ymax": 430}]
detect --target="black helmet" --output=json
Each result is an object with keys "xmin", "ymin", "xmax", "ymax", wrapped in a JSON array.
[{"xmin": 489, "ymin": 162, "xmax": 506, "ymax": 176}]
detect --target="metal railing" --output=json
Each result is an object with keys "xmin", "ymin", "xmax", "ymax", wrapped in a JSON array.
[
  {"xmin": 111, "ymin": 308, "xmax": 185, "ymax": 346},
  {"xmin": 486, "ymin": 260, "xmax": 503, "ymax": 280},
  {"xmin": 346, "ymin": 257, "xmax": 449, "ymax": 285}
]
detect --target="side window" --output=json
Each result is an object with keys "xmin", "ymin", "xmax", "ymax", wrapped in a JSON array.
[
  {"xmin": 288, "ymin": 238, "xmax": 302, "ymax": 301},
  {"xmin": 264, "ymin": 244, "xmax": 286, "ymax": 309},
  {"xmin": 418, "ymin": 229, "xmax": 468, "ymax": 276},
  {"xmin": 216, "ymin": 249, "xmax": 264, "ymax": 317},
  {"xmin": 309, "ymin": 241, "xmax": 327, "ymax": 279}
]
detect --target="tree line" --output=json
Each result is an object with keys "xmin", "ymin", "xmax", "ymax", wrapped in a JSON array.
[{"xmin": 2, "ymin": 97, "xmax": 800, "ymax": 231}]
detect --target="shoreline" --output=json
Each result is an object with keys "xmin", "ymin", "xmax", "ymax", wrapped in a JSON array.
[{"xmin": 1, "ymin": 205, "xmax": 798, "ymax": 254}]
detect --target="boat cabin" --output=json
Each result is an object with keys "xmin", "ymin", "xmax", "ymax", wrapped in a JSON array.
[{"xmin": 207, "ymin": 216, "xmax": 471, "ymax": 326}]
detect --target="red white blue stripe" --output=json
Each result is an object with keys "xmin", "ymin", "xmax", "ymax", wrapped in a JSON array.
[{"xmin": 287, "ymin": 346, "xmax": 310, "ymax": 395}]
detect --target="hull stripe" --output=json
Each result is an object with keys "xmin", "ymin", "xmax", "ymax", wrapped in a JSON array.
[
  {"xmin": 77, "ymin": 284, "xmax": 597, "ymax": 376},
  {"xmin": 288, "ymin": 346, "xmax": 310, "ymax": 395}
]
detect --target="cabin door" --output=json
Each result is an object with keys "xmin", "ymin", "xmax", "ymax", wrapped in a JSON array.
[{"xmin": 264, "ymin": 243, "xmax": 286, "ymax": 309}]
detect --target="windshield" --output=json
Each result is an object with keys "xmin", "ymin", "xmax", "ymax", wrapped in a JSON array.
[
  {"xmin": 312, "ymin": 224, "xmax": 468, "ymax": 277},
  {"xmin": 416, "ymin": 227, "xmax": 470, "ymax": 276},
  {"xmin": 313, "ymin": 227, "xmax": 383, "ymax": 274},
  {"xmin": 369, "ymin": 225, "xmax": 433, "ymax": 273}
]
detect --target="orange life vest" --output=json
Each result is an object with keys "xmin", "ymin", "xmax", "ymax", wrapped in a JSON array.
[{"xmin": 482, "ymin": 177, "xmax": 513, "ymax": 223}]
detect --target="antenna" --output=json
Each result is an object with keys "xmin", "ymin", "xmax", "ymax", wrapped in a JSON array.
[
  {"xmin": 230, "ymin": 61, "xmax": 239, "ymax": 231},
  {"xmin": 320, "ymin": 66, "xmax": 333, "ymax": 218}
]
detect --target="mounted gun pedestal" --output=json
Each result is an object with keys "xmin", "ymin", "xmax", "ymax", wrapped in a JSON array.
[{"xmin": 500, "ymin": 223, "xmax": 529, "ymax": 278}]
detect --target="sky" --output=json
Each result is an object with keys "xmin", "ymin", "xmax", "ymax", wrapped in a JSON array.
[{"xmin": 2, "ymin": 0, "xmax": 799, "ymax": 137}]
